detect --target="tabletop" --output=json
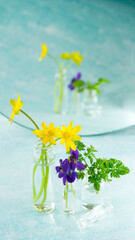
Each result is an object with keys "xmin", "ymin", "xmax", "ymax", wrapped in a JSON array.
[{"xmin": 0, "ymin": 114, "xmax": 135, "ymax": 240}]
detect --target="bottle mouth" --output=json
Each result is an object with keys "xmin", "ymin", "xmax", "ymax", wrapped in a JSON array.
[
  {"xmin": 33, "ymin": 139, "xmax": 55, "ymax": 150},
  {"xmin": 33, "ymin": 157, "xmax": 55, "ymax": 166},
  {"xmin": 33, "ymin": 140, "xmax": 55, "ymax": 166}
]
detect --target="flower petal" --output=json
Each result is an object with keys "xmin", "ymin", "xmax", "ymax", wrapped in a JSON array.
[
  {"xmin": 76, "ymin": 161, "xmax": 85, "ymax": 171},
  {"xmin": 72, "ymin": 126, "xmax": 82, "ymax": 134},
  {"xmin": 32, "ymin": 129, "xmax": 44, "ymax": 138},
  {"xmin": 62, "ymin": 125, "xmax": 66, "ymax": 132},
  {"xmin": 38, "ymin": 44, "xmax": 48, "ymax": 61},
  {"xmin": 58, "ymin": 172, "xmax": 65, "ymax": 178},
  {"xmin": 69, "ymin": 140, "xmax": 76, "ymax": 151},
  {"xmin": 70, "ymin": 148, "xmax": 79, "ymax": 160},
  {"xmin": 49, "ymin": 137, "xmax": 56, "ymax": 145},
  {"xmin": 41, "ymin": 122, "xmax": 47, "ymax": 130},
  {"xmin": 48, "ymin": 123, "xmax": 54, "ymax": 130},
  {"xmin": 63, "ymin": 175, "xmax": 67, "ymax": 185},
  {"xmin": 56, "ymin": 166, "xmax": 60, "ymax": 173},
  {"xmin": 67, "ymin": 120, "xmax": 73, "ymax": 131}
]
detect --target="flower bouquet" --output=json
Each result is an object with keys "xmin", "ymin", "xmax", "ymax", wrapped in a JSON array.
[
  {"xmin": 68, "ymin": 73, "xmax": 110, "ymax": 115},
  {"xmin": 9, "ymin": 94, "xmax": 82, "ymax": 213},
  {"xmin": 38, "ymin": 44, "xmax": 83, "ymax": 114},
  {"xmin": 9, "ymin": 94, "xmax": 130, "ymax": 216}
]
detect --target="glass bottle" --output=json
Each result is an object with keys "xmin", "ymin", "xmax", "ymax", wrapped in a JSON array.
[
  {"xmin": 82, "ymin": 177, "xmax": 104, "ymax": 210},
  {"xmin": 72, "ymin": 89, "xmax": 81, "ymax": 114},
  {"xmin": 33, "ymin": 140, "xmax": 55, "ymax": 213},
  {"xmin": 82, "ymin": 89, "xmax": 100, "ymax": 116},
  {"xmin": 63, "ymin": 181, "xmax": 76, "ymax": 215},
  {"xmin": 54, "ymin": 69, "xmax": 68, "ymax": 114}
]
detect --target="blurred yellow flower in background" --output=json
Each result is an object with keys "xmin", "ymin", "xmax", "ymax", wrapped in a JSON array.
[
  {"xmin": 33, "ymin": 122, "xmax": 60, "ymax": 145},
  {"xmin": 38, "ymin": 44, "xmax": 48, "ymax": 61},
  {"xmin": 60, "ymin": 52, "xmax": 71, "ymax": 60},
  {"xmin": 58, "ymin": 120, "xmax": 82, "ymax": 152},
  {"xmin": 71, "ymin": 52, "xmax": 83, "ymax": 65},
  {"xmin": 9, "ymin": 93, "xmax": 23, "ymax": 124}
]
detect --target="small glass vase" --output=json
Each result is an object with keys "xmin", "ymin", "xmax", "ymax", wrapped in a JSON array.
[
  {"xmin": 72, "ymin": 89, "xmax": 81, "ymax": 114},
  {"xmin": 82, "ymin": 178, "xmax": 104, "ymax": 210},
  {"xmin": 63, "ymin": 182, "xmax": 76, "ymax": 215},
  {"xmin": 33, "ymin": 140, "xmax": 55, "ymax": 213},
  {"xmin": 82, "ymin": 89, "xmax": 100, "ymax": 116},
  {"xmin": 54, "ymin": 69, "xmax": 68, "ymax": 114}
]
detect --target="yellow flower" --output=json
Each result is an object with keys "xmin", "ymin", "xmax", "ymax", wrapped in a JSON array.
[
  {"xmin": 60, "ymin": 52, "xmax": 71, "ymax": 60},
  {"xmin": 9, "ymin": 93, "xmax": 23, "ymax": 124},
  {"xmin": 58, "ymin": 120, "xmax": 82, "ymax": 152},
  {"xmin": 32, "ymin": 122, "xmax": 60, "ymax": 145},
  {"xmin": 71, "ymin": 52, "xmax": 83, "ymax": 66},
  {"xmin": 38, "ymin": 44, "xmax": 48, "ymax": 61}
]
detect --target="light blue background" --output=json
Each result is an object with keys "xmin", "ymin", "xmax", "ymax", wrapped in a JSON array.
[
  {"xmin": 0, "ymin": 1, "xmax": 135, "ymax": 239},
  {"xmin": 0, "ymin": 0, "xmax": 135, "ymax": 119}
]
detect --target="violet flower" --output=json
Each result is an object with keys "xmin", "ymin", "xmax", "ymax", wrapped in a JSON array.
[
  {"xmin": 56, "ymin": 148, "xmax": 85, "ymax": 185},
  {"xmin": 68, "ymin": 72, "xmax": 82, "ymax": 90}
]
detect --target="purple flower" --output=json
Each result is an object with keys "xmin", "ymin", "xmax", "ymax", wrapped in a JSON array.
[
  {"xmin": 68, "ymin": 72, "xmax": 82, "ymax": 90},
  {"xmin": 56, "ymin": 148, "xmax": 85, "ymax": 185},
  {"xmin": 70, "ymin": 148, "xmax": 79, "ymax": 160},
  {"xmin": 70, "ymin": 149, "xmax": 85, "ymax": 171},
  {"xmin": 56, "ymin": 159, "xmax": 78, "ymax": 185}
]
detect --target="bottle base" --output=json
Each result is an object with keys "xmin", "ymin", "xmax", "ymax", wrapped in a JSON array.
[{"xmin": 33, "ymin": 202, "xmax": 55, "ymax": 213}]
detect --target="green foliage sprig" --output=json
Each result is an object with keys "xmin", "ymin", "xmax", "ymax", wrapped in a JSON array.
[
  {"xmin": 73, "ymin": 78, "xmax": 110, "ymax": 94},
  {"xmin": 73, "ymin": 141, "xmax": 130, "ymax": 192}
]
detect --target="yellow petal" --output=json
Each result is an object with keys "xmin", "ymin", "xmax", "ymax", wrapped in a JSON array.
[
  {"xmin": 54, "ymin": 127, "xmax": 60, "ymax": 133},
  {"xmin": 72, "ymin": 125, "xmax": 82, "ymax": 134},
  {"xmin": 57, "ymin": 131, "xmax": 62, "ymax": 138},
  {"xmin": 19, "ymin": 101, "xmax": 23, "ymax": 108},
  {"xmin": 72, "ymin": 135, "xmax": 82, "ymax": 141},
  {"xmin": 48, "ymin": 123, "xmax": 54, "ymax": 130},
  {"xmin": 18, "ymin": 93, "xmax": 20, "ymax": 101},
  {"xmin": 32, "ymin": 129, "xmax": 44, "ymax": 138},
  {"xmin": 61, "ymin": 52, "xmax": 71, "ymax": 60},
  {"xmin": 41, "ymin": 122, "xmax": 47, "ymax": 130},
  {"xmin": 67, "ymin": 120, "xmax": 73, "ymax": 130},
  {"xmin": 62, "ymin": 125, "xmax": 66, "ymax": 132},
  {"xmin": 49, "ymin": 137, "xmax": 56, "ymax": 145},
  {"xmin": 9, "ymin": 112, "xmax": 15, "ymax": 124},
  {"xmin": 38, "ymin": 44, "xmax": 48, "ymax": 61},
  {"xmin": 10, "ymin": 99, "xmax": 17, "ymax": 107},
  {"xmin": 69, "ymin": 140, "xmax": 76, "ymax": 151},
  {"xmin": 42, "ymin": 137, "xmax": 48, "ymax": 145},
  {"xmin": 60, "ymin": 138, "xmax": 65, "ymax": 145}
]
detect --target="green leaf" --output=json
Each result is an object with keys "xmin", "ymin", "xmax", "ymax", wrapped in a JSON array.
[
  {"xmin": 94, "ymin": 182, "xmax": 100, "ymax": 191},
  {"xmin": 75, "ymin": 141, "xmax": 86, "ymax": 151}
]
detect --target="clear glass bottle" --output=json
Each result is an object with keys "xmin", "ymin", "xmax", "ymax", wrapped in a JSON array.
[
  {"xmin": 72, "ymin": 89, "xmax": 81, "ymax": 114},
  {"xmin": 54, "ymin": 69, "xmax": 68, "ymax": 114},
  {"xmin": 82, "ymin": 89, "xmax": 100, "ymax": 116},
  {"xmin": 82, "ymin": 177, "xmax": 104, "ymax": 210},
  {"xmin": 63, "ymin": 182, "xmax": 76, "ymax": 215},
  {"xmin": 33, "ymin": 140, "xmax": 55, "ymax": 213}
]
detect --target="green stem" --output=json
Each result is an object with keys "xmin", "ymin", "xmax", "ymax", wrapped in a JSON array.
[
  {"xmin": 20, "ymin": 109, "xmax": 39, "ymax": 129},
  {"xmin": 47, "ymin": 53, "xmax": 60, "ymax": 68},
  {"xmin": 33, "ymin": 163, "xmax": 45, "ymax": 203},
  {"xmin": 64, "ymin": 60, "xmax": 73, "ymax": 70},
  {"xmin": 54, "ymin": 67, "xmax": 64, "ymax": 113},
  {"xmin": 33, "ymin": 148, "xmax": 46, "ymax": 203},
  {"xmin": 39, "ymin": 165, "xmax": 49, "ymax": 207},
  {"xmin": 39, "ymin": 150, "xmax": 49, "ymax": 207},
  {"xmin": 65, "ymin": 181, "xmax": 68, "ymax": 210}
]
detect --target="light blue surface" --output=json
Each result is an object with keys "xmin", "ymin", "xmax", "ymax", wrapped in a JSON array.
[
  {"xmin": 0, "ymin": 115, "xmax": 135, "ymax": 240},
  {"xmin": 0, "ymin": 0, "xmax": 135, "ymax": 239},
  {"xmin": 0, "ymin": 0, "xmax": 135, "ymax": 134}
]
